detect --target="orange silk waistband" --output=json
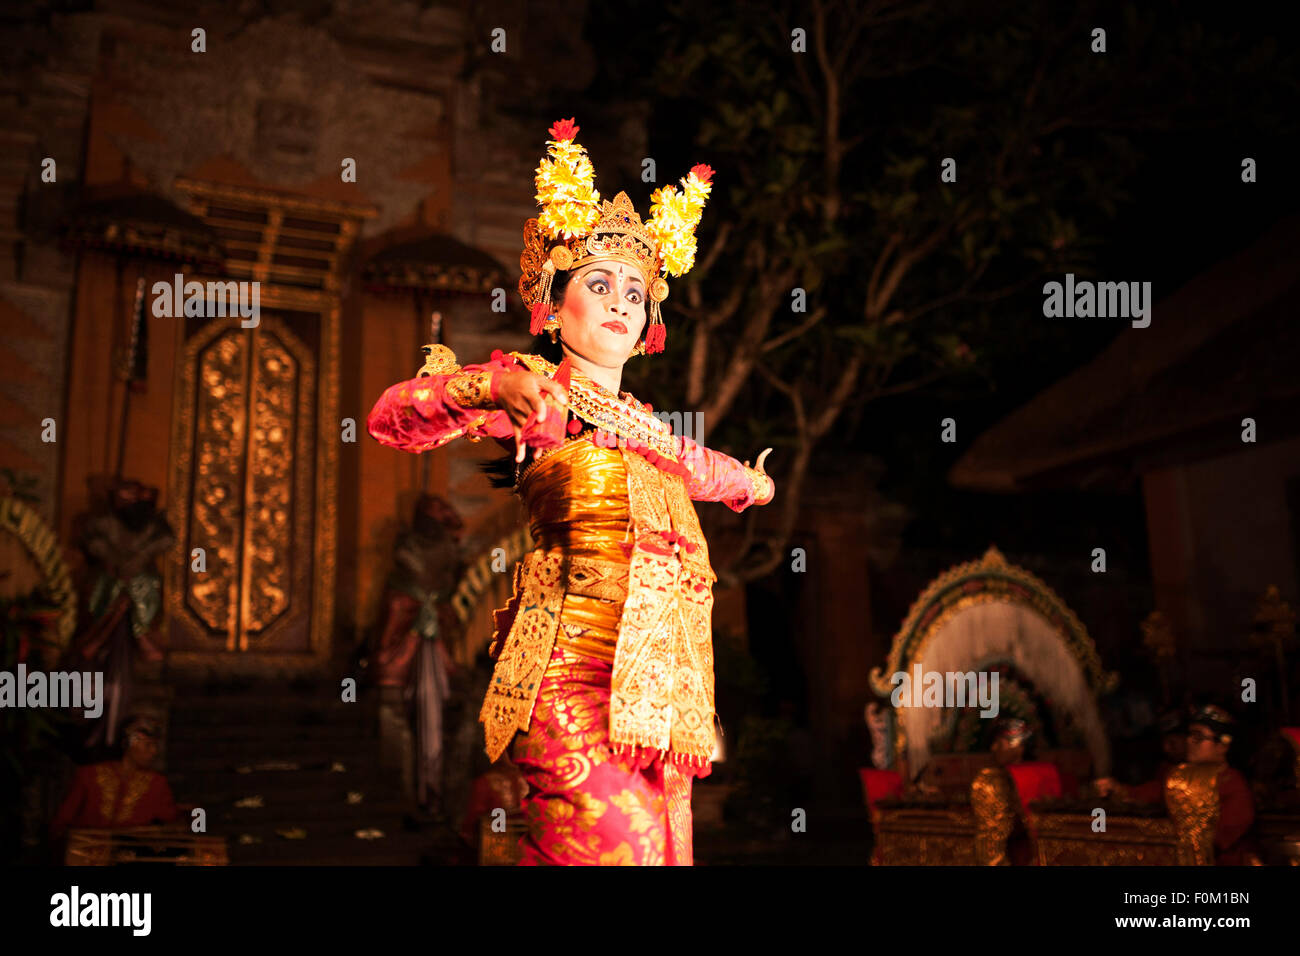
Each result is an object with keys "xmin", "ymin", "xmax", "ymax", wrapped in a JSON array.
[
  {"xmin": 520, "ymin": 440, "xmax": 633, "ymax": 561},
  {"xmin": 517, "ymin": 440, "xmax": 640, "ymax": 666},
  {"xmin": 556, "ymin": 593, "xmax": 622, "ymax": 665}
]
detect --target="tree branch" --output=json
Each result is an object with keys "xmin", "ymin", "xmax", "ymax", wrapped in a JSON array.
[
  {"xmin": 695, "ymin": 264, "xmax": 798, "ymax": 441},
  {"xmin": 871, "ymin": 208, "xmax": 984, "ymax": 318},
  {"xmin": 812, "ymin": 0, "xmax": 844, "ymax": 227},
  {"xmin": 903, "ymin": 254, "xmax": 996, "ymax": 323},
  {"xmin": 692, "ymin": 220, "xmax": 733, "ymax": 285},
  {"xmin": 866, "ymin": 231, "xmax": 903, "ymax": 318},
  {"xmin": 762, "ymin": 305, "xmax": 828, "ymax": 352}
]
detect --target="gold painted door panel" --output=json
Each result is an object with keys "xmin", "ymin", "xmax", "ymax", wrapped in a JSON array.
[{"xmin": 166, "ymin": 307, "xmax": 336, "ymax": 668}]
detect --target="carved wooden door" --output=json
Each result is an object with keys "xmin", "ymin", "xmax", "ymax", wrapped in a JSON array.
[{"xmin": 166, "ymin": 307, "xmax": 335, "ymax": 668}]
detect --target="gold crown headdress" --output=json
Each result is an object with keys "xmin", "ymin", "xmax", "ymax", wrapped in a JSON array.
[{"xmin": 518, "ymin": 117, "xmax": 714, "ymax": 355}]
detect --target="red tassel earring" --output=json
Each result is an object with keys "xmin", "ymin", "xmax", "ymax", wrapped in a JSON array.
[
  {"xmin": 645, "ymin": 296, "xmax": 667, "ymax": 353},
  {"xmin": 529, "ymin": 302, "xmax": 550, "ymax": 336},
  {"xmin": 646, "ymin": 322, "xmax": 666, "ymax": 353}
]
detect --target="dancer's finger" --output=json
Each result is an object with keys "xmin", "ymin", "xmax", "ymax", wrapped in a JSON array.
[{"xmin": 539, "ymin": 380, "xmax": 569, "ymax": 407}]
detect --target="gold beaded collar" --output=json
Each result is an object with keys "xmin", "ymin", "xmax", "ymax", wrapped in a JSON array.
[{"xmin": 511, "ymin": 352, "xmax": 678, "ymax": 459}]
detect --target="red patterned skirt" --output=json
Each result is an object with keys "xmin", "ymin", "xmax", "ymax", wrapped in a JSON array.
[{"xmin": 508, "ymin": 594, "xmax": 705, "ymax": 865}]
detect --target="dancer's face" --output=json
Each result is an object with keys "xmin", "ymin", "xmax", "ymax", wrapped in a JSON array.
[
  {"xmin": 558, "ymin": 259, "xmax": 648, "ymax": 368},
  {"xmin": 1185, "ymin": 725, "xmax": 1227, "ymax": 764}
]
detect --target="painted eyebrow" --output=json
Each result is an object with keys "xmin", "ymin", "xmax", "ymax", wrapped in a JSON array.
[{"xmin": 584, "ymin": 268, "xmax": 644, "ymax": 288}]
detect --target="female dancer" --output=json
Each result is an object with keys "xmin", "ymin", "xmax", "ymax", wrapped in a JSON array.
[{"xmin": 367, "ymin": 118, "xmax": 775, "ymax": 865}]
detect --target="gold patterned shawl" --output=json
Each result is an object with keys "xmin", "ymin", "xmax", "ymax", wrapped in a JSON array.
[{"xmin": 478, "ymin": 373, "xmax": 718, "ymax": 771}]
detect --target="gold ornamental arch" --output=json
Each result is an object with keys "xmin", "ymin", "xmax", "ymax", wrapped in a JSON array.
[{"xmin": 870, "ymin": 545, "xmax": 1118, "ymax": 779}]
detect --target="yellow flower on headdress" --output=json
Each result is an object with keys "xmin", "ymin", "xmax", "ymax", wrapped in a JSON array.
[
  {"xmin": 648, "ymin": 186, "xmax": 690, "ymax": 229},
  {"xmin": 547, "ymin": 202, "xmax": 597, "ymax": 239},
  {"xmin": 646, "ymin": 164, "xmax": 714, "ymax": 277},
  {"xmin": 662, "ymin": 236, "xmax": 698, "ymax": 276},
  {"xmin": 535, "ymin": 118, "xmax": 601, "ymax": 240}
]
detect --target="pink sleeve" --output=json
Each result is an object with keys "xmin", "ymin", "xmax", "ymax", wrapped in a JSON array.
[
  {"xmin": 676, "ymin": 434, "xmax": 775, "ymax": 513},
  {"xmin": 366, "ymin": 356, "xmax": 567, "ymax": 455},
  {"xmin": 366, "ymin": 361, "xmax": 511, "ymax": 454}
]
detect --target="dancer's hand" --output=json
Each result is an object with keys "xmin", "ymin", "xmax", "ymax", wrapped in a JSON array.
[
  {"xmin": 1093, "ymin": 777, "xmax": 1125, "ymax": 798},
  {"xmin": 742, "ymin": 447, "xmax": 775, "ymax": 502},
  {"xmin": 495, "ymin": 369, "xmax": 570, "ymax": 463},
  {"xmin": 743, "ymin": 447, "xmax": 773, "ymax": 474}
]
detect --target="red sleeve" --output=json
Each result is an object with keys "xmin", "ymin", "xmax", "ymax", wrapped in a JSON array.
[
  {"xmin": 1215, "ymin": 768, "xmax": 1255, "ymax": 852},
  {"xmin": 149, "ymin": 774, "xmax": 178, "ymax": 824},
  {"xmin": 1129, "ymin": 779, "xmax": 1165, "ymax": 804},
  {"xmin": 366, "ymin": 360, "xmax": 515, "ymax": 454},
  {"xmin": 676, "ymin": 435, "xmax": 775, "ymax": 513},
  {"xmin": 50, "ymin": 766, "xmax": 91, "ymax": 837}
]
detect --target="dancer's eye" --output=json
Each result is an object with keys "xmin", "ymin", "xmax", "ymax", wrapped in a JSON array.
[{"xmin": 589, "ymin": 278, "xmax": 641, "ymax": 304}]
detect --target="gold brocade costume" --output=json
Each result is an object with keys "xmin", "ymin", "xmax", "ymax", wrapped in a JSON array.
[
  {"xmin": 521, "ymin": 439, "xmax": 632, "ymax": 666},
  {"xmin": 367, "ymin": 117, "xmax": 773, "ymax": 863},
  {"xmin": 479, "ymin": 376, "xmax": 720, "ymax": 771}
]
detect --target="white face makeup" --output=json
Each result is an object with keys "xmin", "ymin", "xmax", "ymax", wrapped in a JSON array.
[{"xmin": 557, "ymin": 259, "xmax": 649, "ymax": 369}]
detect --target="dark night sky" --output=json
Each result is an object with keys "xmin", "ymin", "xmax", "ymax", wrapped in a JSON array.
[
  {"xmin": 574, "ymin": 4, "xmax": 1300, "ymax": 557},
  {"xmin": 571, "ymin": 2, "xmax": 1300, "ymax": 714},
  {"xmin": 875, "ymin": 120, "xmax": 1300, "ymax": 555},
  {"xmin": 580, "ymin": 2, "xmax": 1300, "ymax": 559}
]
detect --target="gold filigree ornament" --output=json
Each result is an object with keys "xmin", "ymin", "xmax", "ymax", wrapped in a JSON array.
[
  {"xmin": 511, "ymin": 352, "xmax": 678, "ymax": 458},
  {"xmin": 970, "ymin": 767, "xmax": 1016, "ymax": 866},
  {"xmin": 1166, "ymin": 762, "xmax": 1221, "ymax": 865},
  {"xmin": 418, "ymin": 343, "xmax": 460, "ymax": 378}
]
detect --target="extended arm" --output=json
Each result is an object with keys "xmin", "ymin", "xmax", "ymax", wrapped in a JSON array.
[
  {"xmin": 366, "ymin": 358, "xmax": 516, "ymax": 454},
  {"xmin": 676, "ymin": 434, "xmax": 775, "ymax": 513}
]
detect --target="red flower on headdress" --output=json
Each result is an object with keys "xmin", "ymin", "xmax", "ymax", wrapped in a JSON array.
[
  {"xmin": 690, "ymin": 164, "xmax": 715, "ymax": 183},
  {"xmin": 549, "ymin": 118, "xmax": 580, "ymax": 141}
]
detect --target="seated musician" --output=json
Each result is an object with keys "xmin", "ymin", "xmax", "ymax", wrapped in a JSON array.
[
  {"xmin": 994, "ymin": 717, "xmax": 1066, "ymax": 799},
  {"xmin": 1098, "ymin": 705, "xmax": 1256, "ymax": 864},
  {"xmin": 50, "ymin": 715, "xmax": 178, "ymax": 839},
  {"xmin": 1095, "ymin": 707, "xmax": 1187, "ymax": 803},
  {"xmin": 1186, "ymin": 706, "xmax": 1256, "ymax": 865},
  {"xmin": 986, "ymin": 718, "xmax": 1063, "ymax": 864}
]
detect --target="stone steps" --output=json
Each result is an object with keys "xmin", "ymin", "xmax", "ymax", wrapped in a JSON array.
[
  {"xmin": 164, "ymin": 679, "xmax": 458, "ymax": 865},
  {"xmin": 169, "ymin": 767, "xmax": 399, "ymax": 801},
  {"xmin": 167, "ymin": 744, "xmax": 385, "ymax": 775}
]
